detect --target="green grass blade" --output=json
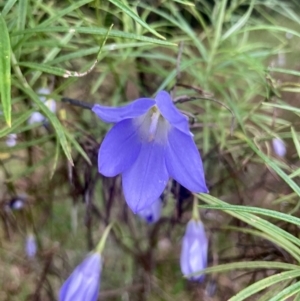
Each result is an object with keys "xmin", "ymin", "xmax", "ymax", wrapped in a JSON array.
[
  {"xmin": 222, "ymin": 0, "xmax": 255, "ymax": 41},
  {"xmin": 198, "ymin": 204, "xmax": 300, "ymax": 228},
  {"xmin": 20, "ymin": 87, "xmax": 73, "ymax": 164},
  {"xmin": 263, "ymin": 102, "xmax": 300, "ymax": 115},
  {"xmin": 14, "ymin": 0, "xmax": 27, "ymax": 57},
  {"xmin": 201, "ymin": 261, "xmax": 300, "ymax": 275},
  {"xmin": 38, "ymin": 0, "xmax": 94, "ymax": 28},
  {"xmin": 291, "ymin": 127, "xmax": 300, "ymax": 159},
  {"xmin": 0, "ymin": 110, "xmax": 33, "ymax": 138},
  {"xmin": 1, "ymin": 0, "xmax": 18, "ymax": 16},
  {"xmin": 18, "ymin": 62, "xmax": 79, "ymax": 77},
  {"xmin": 64, "ymin": 130, "xmax": 91, "ymax": 165},
  {"xmin": 0, "ymin": 15, "xmax": 12, "ymax": 126},
  {"xmin": 229, "ymin": 270, "xmax": 300, "ymax": 301},
  {"xmin": 269, "ymin": 281, "xmax": 300, "ymax": 301},
  {"xmin": 108, "ymin": 0, "xmax": 165, "ymax": 40},
  {"xmin": 236, "ymin": 132, "xmax": 300, "ymax": 198},
  {"xmin": 198, "ymin": 194, "xmax": 300, "ymax": 259},
  {"xmin": 12, "ymin": 27, "xmax": 176, "ymax": 46}
]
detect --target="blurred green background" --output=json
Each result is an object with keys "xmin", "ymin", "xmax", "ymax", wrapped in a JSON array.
[{"xmin": 1, "ymin": 0, "xmax": 300, "ymax": 300}]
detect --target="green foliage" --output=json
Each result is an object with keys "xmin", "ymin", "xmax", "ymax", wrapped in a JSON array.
[{"xmin": 1, "ymin": 0, "xmax": 300, "ymax": 300}]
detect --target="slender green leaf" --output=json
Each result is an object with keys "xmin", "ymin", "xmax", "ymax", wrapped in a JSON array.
[
  {"xmin": 18, "ymin": 62, "xmax": 72, "ymax": 77},
  {"xmin": 198, "ymin": 194, "xmax": 300, "ymax": 260},
  {"xmin": 1, "ymin": 0, "xmax": 18, "ymax": 16},
  {"xmin": 236, "ymin": 132, "xmax": 300, "ymax": 198},
  {"xmin": 269, "ymin": 67, "xmax": 300, "ymax": 77},
  {"xmin": 222, "ymin": 0, "xmax": 255, "ymax": 41},
  {"xmin": 64, "ymin": 130, "xmax": 91, "ymax": 165},
  {"xmin": 291, "ymin": 127, "xmax": 300, "ymax": 158},
  {"xmin": 257, "ymin": 281, "xmax": 292, "ymax": 301},
  {"xmin": 200, "ymin": 261, "xmax": 300, "ymax": 275},
  {"xmin": 38, "ymin": 0, "xmax": 94, "ymax": 28},
  {"xmin": 19, "ymin": 87, "xmax": 73, "ymax": 164},
  {"xmin": 229, "ymin": 270, "xmax": 300, "ymax": 301},
  {"xmin": 108, "ymin": 0, "xmax": 165, "ymax": 40},
  {"xmin": 263, "ymin": 102, "xmax": 300, "ymax": 115},
  {"xmin": 0, "ymin": 110, "xmax": 33, "ymax": 138},
  {"xmin": 173, "ymin": 0, "xmax": 194, "ymax": 5},
  {"xmin": 0, "ymin": 15, "xmax": 12, "ymax": 126},
  {"xmin": 198, "ymin": 204, "xmax": 300, "ymax": 228},
  {"xmin": 50, "ymin": 138, "xmax": 60, "ymax": 179},
  {"xmin": 12, "ymin": 27, "xmax": 176, "ymax": 46},
  {"xmin": 269, "ymin": 281, "xmax": 300, "ymax": 301},
  {"xmin": 294, "ymin": 292, "xmax": 300, "ymax": 301},
  {"xmin": 14, "ymin": 0, "xmax": 27, "ymax": 57}
]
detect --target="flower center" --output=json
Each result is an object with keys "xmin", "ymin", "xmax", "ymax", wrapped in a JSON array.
[
  {"xmin": 134, "ymin": 106, "xmax": 170, "ymax": 144},
  {"xmin": 148, "ymin": 108, "xmax": 161, "ymax": 141}
]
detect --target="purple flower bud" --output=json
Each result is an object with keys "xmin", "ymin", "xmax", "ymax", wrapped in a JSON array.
[
  {"xmin": 137, "ymin": 198, "xmax": 162, "ymax": 223},
  {"xmin": 6, "ymin": 133, "xmax": 17, "ymax": 147},
  {"xmin": 272, "ymin": 138, "xmax": 286, "ymax": 157},
  {"xmin": 10, "ymin": 198, "xmax": 25, "ymax": 210},
  {"xmin": 59, "ymin": 253, "xmax": 102, "ymax": 301},
  {"xmin": 180, "ymin": 219, "xmax": 208, "ymax": 282},
  {"xmin": 28, "ymin": 112, "xmax": 46, "ymax": 125},
  {"xmin": 25, "ymin": 234, "xmax": 37, "ymax": 258}
]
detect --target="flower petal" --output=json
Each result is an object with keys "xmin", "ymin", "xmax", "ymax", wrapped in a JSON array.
[
  {"xmin": 92, "ymin": 98, "xmax": 155, "ymax": 123},
  {"xmin": 122, "ymin": 142, "xmax": 169, "ymax": 213},
  {"xmin": 137, "ymin": 197, "xmax": 163, "ymax": 223},
  {"xmin": 155, "ymin": 91, "xmax": 190, "ymax": 135},
  {"xmin": 165, "ymin": 128, "xmax": 208, "ymax": 193},
  {"xmin": 99, "ymin": 119, "xmax": 142, "ymax": 177}
]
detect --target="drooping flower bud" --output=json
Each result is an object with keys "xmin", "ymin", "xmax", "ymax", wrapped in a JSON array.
[
  {"xmin": 25, "ymin": 234, "xmax": 37, "ymax": 258},
  {"xmin": 59, "ymin": 252, "xmax": 102, "ymax": 301},
  {"xmin": 272, "ymin": 138, "xmax": 286, "ymax": 157},
  {"xmin": 6, "ymin": 133, "xmax": 17, "ymax": 147},
  {"xmin": 180, "ymin": 219, "xmax": 208, "ymax": 282}
]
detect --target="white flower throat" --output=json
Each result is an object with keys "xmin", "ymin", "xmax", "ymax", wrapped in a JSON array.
[{"xmin": 135, "ymin": 106, "xmax": 170, "ymax": 144}]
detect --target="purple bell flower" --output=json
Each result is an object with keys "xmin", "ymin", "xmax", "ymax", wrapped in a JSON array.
[
  {"xmin": 272, "ymin": 138, "xmax": 286, "ymax": 157},
  {"xmin": 25, "ymin": 234, "xmax": 37, "ymax": 258},
  {"xmin": 137, "ymin": 197, "xmax": 162, "ymax": 223},
  {"xmin": 92, "ymin": 91, "xmax": 208, "ymax": 213},
  {"xmin": 180, "ymin": 219, "xmax": 208, "ymax": 282},
  {"xmin": 59, "ymin": 252, "xmax": 102, "ymax": 301}
]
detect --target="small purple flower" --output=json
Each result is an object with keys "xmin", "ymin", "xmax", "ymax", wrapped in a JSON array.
[
  {"xmin": 137, "ymin": 197, "xmax": 162, "ymax": 223},
  {"xmin": 92, "ymin": 91, "xmax": 208, "ymax": 213},
  {"xmin": 25, "ymin": 234, "xmax": 37, "ymax": 258},
  {"xmin": 272, "ymin": 138, "xmax": 286, "ymax": 157},
  {"xmin": 180, "ymin": 219, "xmax": 208, "ymax": 282},
  {"xmin": 6, "ymin": 133, "xmax": 17, "ymax": 147},
  {"xmin": 59, "ymin": 252, "xmax": 102, "ymax": 301},
  {"xmin": 28, "ymin": 88, "xmax": 56, "ymax": 125}
]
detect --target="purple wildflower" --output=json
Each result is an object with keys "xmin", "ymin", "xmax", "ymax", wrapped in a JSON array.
[
  {"xmin": 28, "ymin": 88, "xmax": 56, "ymax": 125},
  {"xmin": 6, "ymin": 133, "xmax": 17, "ymax": 147},
  {"xmin": 137, "ymin": 197, "xmax": 162, "ymax": 223},
  {"xmin": 25, "ymin": 234, "xmax": 37, "ymax": 258},
  {"xmin": 272, "ymin": 138, "xmax": 286, "ymax": 157},
  {"xmin": 92, "ymin": 91, "xmax": 208, "ymax": 213},
  {"xmin": 59, "ymin": 253, "xmax": 102, "ymax": 301},
  {"xmin": 180, "ymin": 219, "xmax": 208, "ymax": 282}
]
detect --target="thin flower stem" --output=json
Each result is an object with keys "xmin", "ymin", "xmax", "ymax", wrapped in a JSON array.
[
  {"xmin": 61, "ymin": 97, "xmax": 94, "ymax": 109},
  {"xmin": 192, "ymin": 195, "xmax": 200, "ymax": 221},
  {"xmin": 96, "ymin": 223, "xmax": 114, "ymax": 254}
]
